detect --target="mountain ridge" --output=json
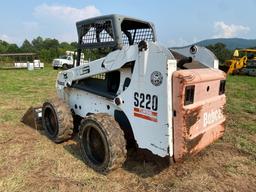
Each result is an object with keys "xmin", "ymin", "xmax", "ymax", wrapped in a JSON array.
[{"xmin": 196, "ymin": 38, "xmax": 256, "ymax": 50}]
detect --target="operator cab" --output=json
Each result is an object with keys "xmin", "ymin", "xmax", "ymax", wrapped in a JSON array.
[
  {"xmin": 76, "ymin": 14, "xmax": 156, "ymax": 65},
  {"xmin": 73, "ymin": 15, "xmax": 157, "ymax": 99}
]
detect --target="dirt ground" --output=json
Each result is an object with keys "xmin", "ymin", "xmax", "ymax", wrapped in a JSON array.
[
  {"xmin": 0, "ymin": 68, "xmax": 255, "ymax": 192},
  {"xmin": 0, "ymin": 121, "xmax": 255, "ymax": 192}
]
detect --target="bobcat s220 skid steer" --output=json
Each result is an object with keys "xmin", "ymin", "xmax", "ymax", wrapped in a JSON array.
[{"xmin": 23, "ymin": 14, "xmax": 226, "ymax": 173}]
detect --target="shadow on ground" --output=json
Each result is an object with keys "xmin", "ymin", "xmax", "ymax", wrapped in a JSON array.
[
  {"xmin": 23, "ymin": 116, "xmax": 170, "ymax": 178},
  {"xmin": 62, "ymin": 135, "xmax": 170, "ymax": 178}
]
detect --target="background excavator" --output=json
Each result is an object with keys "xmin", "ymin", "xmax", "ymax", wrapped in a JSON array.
[{"xmin": 224, "ymin": 49, "xmax": 256, "ymax": 76}]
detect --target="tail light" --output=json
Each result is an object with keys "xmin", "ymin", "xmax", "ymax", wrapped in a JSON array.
[
  {"xmin": 219, "ymin": 80, "xmax": 226, "ymax": 95},
  {"xmin": 184, "ymin": 85, "xmax": 195, "ymax": 105}
]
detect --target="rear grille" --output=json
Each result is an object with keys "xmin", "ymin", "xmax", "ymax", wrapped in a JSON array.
[
  {"xmin": 53, "ymin": 60, "xmax": 59, "ymax": 65},
  {"xmin": 184, "ymin": 85, "xmax": 195, "ymax": 105},
  {"xmin": 219, "ymin": 80, "xmax": 226, "ymax": 95}
]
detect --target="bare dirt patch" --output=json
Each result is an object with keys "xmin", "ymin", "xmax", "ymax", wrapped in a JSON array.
[
  {"xmin": 0, "ymin": 69, "xmax": 255, "ymax": 192},
  {"xmin": 2, "ymin": 122, "xmax": 256, "ymax": 192}
]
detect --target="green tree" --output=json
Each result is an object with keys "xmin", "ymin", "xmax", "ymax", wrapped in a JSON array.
[
  {"xmin": 70, "ymin": 42, "xmax": 78, "ymax": 48},
  {"xmin": 0, "ymin": 36, "xmax": 101, "ymax": 63},
  {"xmin": 21, "ymin": 39, "xmax": 34, "ymax": 52},
  {"xmin": 43, "ymin": 38, "xmax": 60, "ymax": 61},
  {"xmin": 60, "ymin": 42, "xmax": 72, "ymax": 50},
  {"xmin": 39, "ymin": 49, "xmax": 51, "ymax": 63},
  {"xmin": 207, "ymin": 43, "xmax": 232, "ymax": 64},
  {"xmin": 32, "ymin": 36, "xmax": 44, "ymax": 50},
  {"xmin": 0, "ymin": 40, "xmax": 9, "ymax": 53},
  {"xmin": 6, "ymin": 44, "xmax": 20, "ymax": 53}
]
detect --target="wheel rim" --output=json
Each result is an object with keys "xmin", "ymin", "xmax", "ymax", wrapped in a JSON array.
[
  {"xmin": 82, "ymin": 125, "xmax": 106, "ymax": 165},
  {"xmin": 44, "ymin": 106, "xmax": 58, "ymax": 137}
]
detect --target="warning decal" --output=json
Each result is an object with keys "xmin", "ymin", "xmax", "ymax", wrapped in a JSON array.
[{"xmin": 133, "ymin": 107, "xmax": 158, "ymax": 122}]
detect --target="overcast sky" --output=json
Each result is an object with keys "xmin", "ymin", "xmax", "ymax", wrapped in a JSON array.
[{"xmin": 0, "ymin": 0, "xmax": 255, "ymax": 47}]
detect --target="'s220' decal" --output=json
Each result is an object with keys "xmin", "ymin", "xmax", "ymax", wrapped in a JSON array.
[{"xmin": 134, "ymin": 92, "xmax": 158, "ymax": 111}]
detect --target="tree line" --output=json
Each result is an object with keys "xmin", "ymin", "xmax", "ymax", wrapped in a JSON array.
[
  {"xmin": 0, "ymin": 37, "xmax": 250, "ymax": 64},
  {"xmin": 0, "ymin": 37, "xmax": 78, "ymax": 63},
  {"xmin": 206, "ymin": 43, "xmax": 233, "ymax": 64}
]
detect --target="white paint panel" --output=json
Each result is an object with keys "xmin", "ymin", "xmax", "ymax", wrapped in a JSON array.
[
  {"xmin": 167, "ymin": 59, "xmax": 177, "ymax": 157},
  {"xmin": 57, "ymin": 42, "xmax": 176, "ymax": 157}
]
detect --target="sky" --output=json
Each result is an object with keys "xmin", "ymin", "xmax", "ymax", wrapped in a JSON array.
[{"xmin": 0, "ymin": 0, "xmax": 255, "ymax": 47}]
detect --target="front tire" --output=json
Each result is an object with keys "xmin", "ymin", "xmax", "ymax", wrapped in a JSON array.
[
  {"xmin": 42, "ymin": 99, "xmax": 73, "ymax": 143},
  {"xmin": 79, "ymin": 113, "xmax": 127, "ymax": 173},
  {"xmin": 62, "ymin": 64, "xmax": 68, "ymax": 70}
]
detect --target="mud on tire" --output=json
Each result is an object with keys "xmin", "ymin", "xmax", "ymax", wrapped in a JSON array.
[
  {"xmin": 42, "ymin": 98, "xmax": 73, "ymax": 143},
  {"xmin": 79, "ymin": 113, "xmax": 127, "ymax": 173}
]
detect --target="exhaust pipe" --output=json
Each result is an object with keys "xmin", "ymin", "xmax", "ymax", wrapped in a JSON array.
[{"xmin": 177, "ymin": 57, "xmax": 193, "ymax": 69}]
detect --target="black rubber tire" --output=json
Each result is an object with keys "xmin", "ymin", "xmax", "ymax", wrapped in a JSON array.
[
  {"xmin": 79, "ymin": 113, "xmax": 127, "ymax": 173},
  {"xmin": 42, "ymin": 98, "xmax": 73, "ymax": 143},
  {"xmin": 62, "ymin": 64, "xmax": 68, "ymax": 70},
  {"xmin": 53, "ymin": 66, "xmax": 58, "ymax": 70}
]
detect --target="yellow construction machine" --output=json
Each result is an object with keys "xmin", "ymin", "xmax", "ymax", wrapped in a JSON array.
[{"xmin": 225, "ymin": 49, "xmax": 256, "ymax": 76}]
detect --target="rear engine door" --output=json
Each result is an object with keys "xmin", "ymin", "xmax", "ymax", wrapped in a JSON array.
[{"xmin": 172, "ymin": 69, "xmax": 226, "ymax": 161}]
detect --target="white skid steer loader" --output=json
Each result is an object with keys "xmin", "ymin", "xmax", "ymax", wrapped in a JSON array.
[{"xmin": 22, "ymin": 14, "xmax": 226, "ymax": 173}]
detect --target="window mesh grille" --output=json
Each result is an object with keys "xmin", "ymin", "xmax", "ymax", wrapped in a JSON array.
[
  {"xmin": 122, "ymin": 28, "xmax": 154, "ymax": 45},
  {"xmin": 79, "ymin": 19, "xmax": 155, "ymax": 47},
  {"xmin": 81, "ymin": 20, "xmax": 114, "ymax": 44}
]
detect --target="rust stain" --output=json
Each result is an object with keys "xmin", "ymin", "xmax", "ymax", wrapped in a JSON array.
[
  {"xmin": 220, "ymin": 122, "xmax": 226, "ymax": 135},
  {"xmin": 184, "ymin": 105, "xmax": 202, "ymax": 133},
  {"xmin": 177, "ymin": 73, "xmax": 195, "ymax": 82},
  {"xmin": 178, "ymin": 133, "xmax": 204, "ymax": 161},
  {"xmin": 221, "ymin": 104, "xmax": 227, "ymax": 117},
  {"xmin": 186, "ymin": 133, "xmax": 204, "ymax": 153}
]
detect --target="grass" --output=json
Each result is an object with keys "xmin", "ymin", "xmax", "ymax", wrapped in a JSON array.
[
  {"xmin": 225, "ymin": 75, "xmax": 256, "ymax": 156},
  {"xmin": 0, "ymin": 66, "xmax": 255, "ymax": 192}
]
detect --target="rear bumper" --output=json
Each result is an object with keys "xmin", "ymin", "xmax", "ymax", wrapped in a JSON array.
[
  {"xmin": 173, "ymin": 99, "xmax": 226, "ymax": 161},
  {"xmin": 53, "ymin": 64, "xmax": 62, "ymax": 67},
  {"xmin": 174, "ymin": 120, "xmax": 225, "ymax": 162}
]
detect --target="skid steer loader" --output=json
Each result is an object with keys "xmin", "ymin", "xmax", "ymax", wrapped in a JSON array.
[{"xmin": 22, "ymin": 14, "xmax": 226, "ymax": 173}]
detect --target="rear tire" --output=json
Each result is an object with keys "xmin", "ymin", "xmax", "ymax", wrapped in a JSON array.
[
  {"xmin": 79, "ymin": 113, "xmax": 127, "ymax": 173},
  {"xmin": 42, "ymin": 99, "xmax": 73, "ymax": 143}
]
